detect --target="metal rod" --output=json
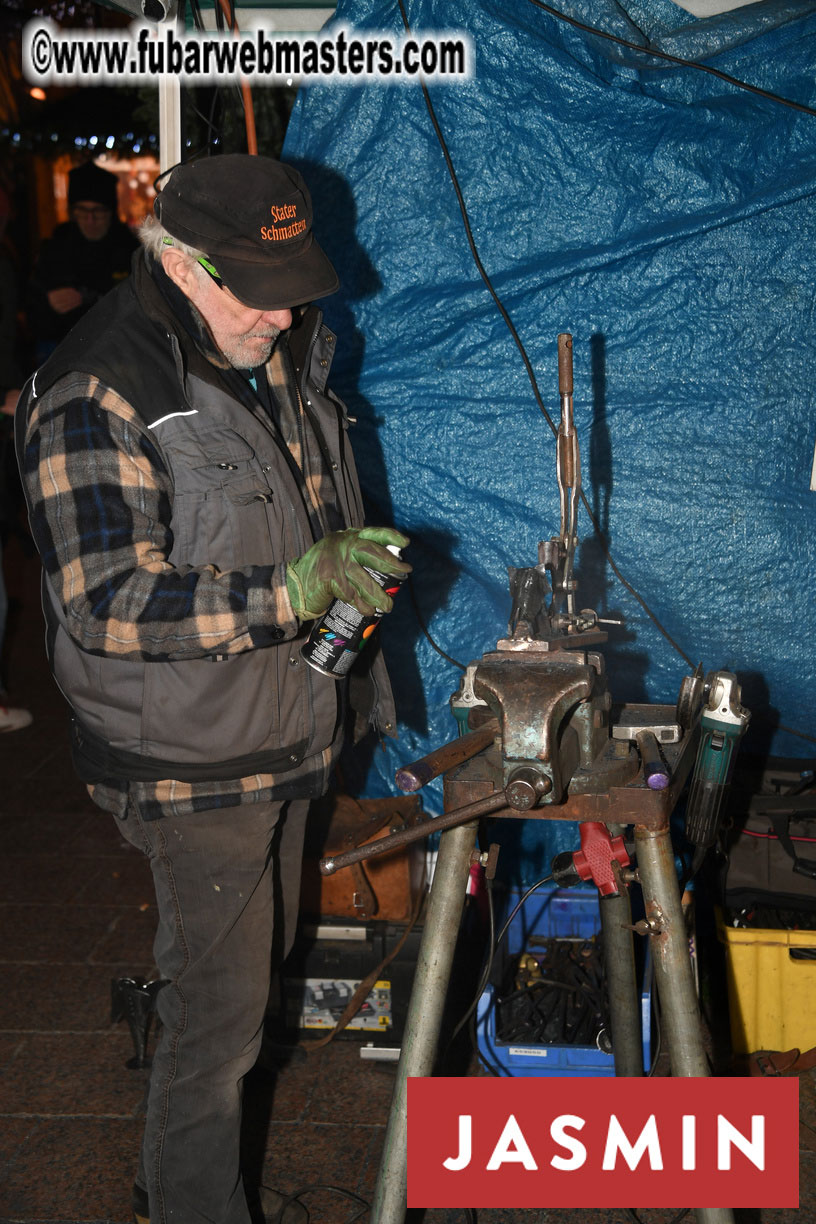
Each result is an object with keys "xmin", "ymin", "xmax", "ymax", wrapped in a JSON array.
[
  {"xmin": 556, "ymin": 332, "xmax": 581, "ymax": 619},
  {"xmin": 395, "ymin": 722, "xmax": 497, "ymax": 793},
  {"xmin": 320, "ymin": 791, "xmax": 506, "ymax": 875},
  {"xmin": 634, "ymin": 824, "xmax": 706, "ymax": 1075},
  {"xmin": 370, "ymin": 820, "xmax": 479, "ymax": 1224},
  {"xmin": 556, "ymin": 332, "xmax": 574, "ymax": 549},
  {"xmin": 598, "ymin": 889, "xmax": 643, "ymax": 1076}
]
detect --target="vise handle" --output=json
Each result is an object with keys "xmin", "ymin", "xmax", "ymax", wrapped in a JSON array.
[
  {"xmin": 320, "ymin": 791, "xmax": 507, "ymax": 877},
  {"xmin": 394, "ymin": 721, "xmax": 497, "ymax": 793}
]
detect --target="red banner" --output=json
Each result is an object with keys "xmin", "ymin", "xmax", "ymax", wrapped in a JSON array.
[{"xmin": 407, "ymin": 1077, "xmax": 798, "ymax": 1209}]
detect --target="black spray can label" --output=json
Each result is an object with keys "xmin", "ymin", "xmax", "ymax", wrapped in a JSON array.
[{"xmin": 300, "ymin": 546, "xmax": 405, "ymax": 679}]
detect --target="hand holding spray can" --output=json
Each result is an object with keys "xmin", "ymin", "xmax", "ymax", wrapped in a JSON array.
[{"xmin": 300, "ymin": 545, "xmax": 407, "ymax": 679}]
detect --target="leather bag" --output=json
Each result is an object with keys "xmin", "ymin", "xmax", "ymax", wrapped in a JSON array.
[{"xmin": 300, "ymin": 793, "xmax": 426, "ymax": 923}]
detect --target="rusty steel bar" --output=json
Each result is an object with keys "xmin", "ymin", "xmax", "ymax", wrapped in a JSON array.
[
  {"xmin": 319, "ymin": 791, "xmax": 508, "ymax": 876},
  {"xmin": 395, "ymin": 722, "xmax": 497, "ymax": 793}
]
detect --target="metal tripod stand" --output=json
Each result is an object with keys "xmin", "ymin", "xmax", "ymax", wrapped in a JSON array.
[
  {"xmin": 320, "ymin": 688, "xmax": 736, "ymax": 1224},
  {"xmin": 319, "ymin": 334, "xmax": 739, "ymax": 1224}
]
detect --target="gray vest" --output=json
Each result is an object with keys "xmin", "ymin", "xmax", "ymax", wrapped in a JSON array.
[{"xmin": 19, "ymin": 261, "xmax": 393, "ymax": 784}]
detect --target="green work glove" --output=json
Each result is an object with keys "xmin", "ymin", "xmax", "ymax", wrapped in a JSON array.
[{"xmin": 286, "ymin": 527, "xmax": 411, "ymax": 620}]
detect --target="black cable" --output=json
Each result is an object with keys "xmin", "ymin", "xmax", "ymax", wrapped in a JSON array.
[
  {"xmin": 527, "ymin": 0, "xmax": 816, "ymax": 119},
  {"xmin": 470, "ymin": 1006, "xmax": 502, "ymax": 1076},
  {"xmin": 778, "ymin": 723, "xmax": 816, "ymax": 745},
  {"xmin": 395, "ymin": 0, "xmax": 695, "ymax": 670},
  {"xmin": 263, "ymin": 1183, "xmax": 369, "ymax": 1224},
  {"xmin": 447, "ymin": 874, "xmax": 554, "ymax": 1068},
  {"xmin": 189, "ymin": 0, "xmax": 222, "ymax": 153},
  {"xmin": 494, "ymin": 874, "xmax": 554, "ymax": 952},
  {"xmin": 449, "ymin": 876, "xmax": 497, "ymax": 1045},
  {"xmin": 184, "ymin": 102, "xmax": 220, "ymax": 141},
  {"xmin": 407, "ymin": 575, "xmax": 466, "ymax": 671},
  {"xmin": 580, "ymin": 490, "xmax": 694, "ymax": 666}
]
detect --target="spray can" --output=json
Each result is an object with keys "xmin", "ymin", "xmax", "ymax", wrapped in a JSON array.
[{"xmin": 300, "ymin": 545, "xmax": 406, "ymax": 679}]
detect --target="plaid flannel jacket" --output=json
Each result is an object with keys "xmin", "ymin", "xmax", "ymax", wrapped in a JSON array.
[{"xmin": 20, "ymin": 256, "xmax": 344, "ymax": 820}]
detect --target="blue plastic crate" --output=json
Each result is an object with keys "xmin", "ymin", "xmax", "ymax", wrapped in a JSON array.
[{"xmin": 476, "ymin": 884, "xmax": 652, "ymax": 1077}]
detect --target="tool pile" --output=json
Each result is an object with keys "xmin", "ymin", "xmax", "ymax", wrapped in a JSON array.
[{"xmin": 494, "ymin": 935, "xmax": 610, "ymax": 1049}]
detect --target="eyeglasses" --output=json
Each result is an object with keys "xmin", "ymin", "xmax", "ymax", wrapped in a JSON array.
[
  {"xmin": 161, "ymin": 236, "xmax": 224, "ymax": 290},
  {"xmin": 73, "ymin": 205, "xmax": 111, "ymax": 220},
  {"xmin": 196, "ymin": 254, "xmax": 224, "ymax": 290}
]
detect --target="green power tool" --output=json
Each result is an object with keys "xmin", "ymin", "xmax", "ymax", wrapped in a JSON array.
[{"xmin": 684, "ymin": 671, "xmax": 750, "ymax": 869}]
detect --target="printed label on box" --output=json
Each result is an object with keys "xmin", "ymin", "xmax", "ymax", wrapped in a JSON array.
[{"xmin": 285, "ymin": 977, "xmax": 392, "ymax": 1031}]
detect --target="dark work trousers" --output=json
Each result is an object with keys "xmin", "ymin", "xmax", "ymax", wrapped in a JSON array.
[{"xmin": 117, "ymin": 796, "xmax": 311, "ymax": 1224}]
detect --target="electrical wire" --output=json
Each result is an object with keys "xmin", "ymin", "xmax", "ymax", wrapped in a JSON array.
[
  {"xmin": 187, "ymin": 0, "xmax": 225, "ymax": 153},
  {"xmin": 178, "ymin": 0, "xmax": 246, "ymax": 159},
  {"xmin": 779, "ymin": 724, "xmax": 816, "ymax": 745},
  {"xmin": 395, "ymin": 0, "xmax": 694, "ymax": 670},
  {"xmin": 447, "ymin": 874, "xmax": 497, "ymax": 1049},
  {"xmin": 742, "ymin": 828, "xmax": 816, "ymax": 843},
  {"xmin": 493, "ymin": 874, "xmax": 555, "ymax": 953},
  {"xmin": 407, "ymin": 575, "xmax": 466, "ymax": 670},
  {"xmin": 526, "ymin": 0, "xmax": 816, "ymax": 119},
  {"xmin": 262, "ymin": 1182, "xmax": 370, "ymax": 1224},
  {"xmin": 452, "ymin": 874, "xmax": 555, "ymax": 1063}
]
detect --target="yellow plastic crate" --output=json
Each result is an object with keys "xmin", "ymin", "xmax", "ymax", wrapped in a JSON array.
[{"xmin": 718, "ymin": 915, "xmax": 816, "ymax": 1054}]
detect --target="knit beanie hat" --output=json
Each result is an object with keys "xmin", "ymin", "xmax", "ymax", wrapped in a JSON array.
[{"xmin": 68, "ymin": 162, "xmax": 118, "ymax": 212}]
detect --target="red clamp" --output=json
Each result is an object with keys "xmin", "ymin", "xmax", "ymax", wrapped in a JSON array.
[{"xmin": 572, "ymin": 821, "xmax": 630, "ymax": 896}]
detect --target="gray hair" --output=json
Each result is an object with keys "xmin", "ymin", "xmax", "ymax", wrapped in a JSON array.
[{"xmin": 139, "ymin": 215, "xmax": 206, "ymax": 266}]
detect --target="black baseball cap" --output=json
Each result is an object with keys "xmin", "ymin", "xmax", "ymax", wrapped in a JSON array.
[{"xmin": 154, "ymin": 154, "xmax": 339, "ymax": 310}]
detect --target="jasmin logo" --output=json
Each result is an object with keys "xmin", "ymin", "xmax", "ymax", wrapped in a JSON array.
[
  {"xmin": 444, "ymin": 1111, "xmax": 765, "ymax": 1172},
  {"xmin": 261, "ymin": 201, "xmax": 307, "ymax": 242},
  {"xmin": 407, "ymin": 1077, "xmax": 799, "ymax": 1209}
]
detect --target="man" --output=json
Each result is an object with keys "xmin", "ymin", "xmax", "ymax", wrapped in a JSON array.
[
  {"xmin": 16, "ymin": 154, "xmax": 410, "ymax": 1224},
  {"xmin": 29, "ymin": 160, "xmax": 139, "ymax": 361}
]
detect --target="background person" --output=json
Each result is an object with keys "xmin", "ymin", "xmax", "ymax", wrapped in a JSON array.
[{"xmin": 29, "ymin": 160, "xmax": 139, "ymax": 363}]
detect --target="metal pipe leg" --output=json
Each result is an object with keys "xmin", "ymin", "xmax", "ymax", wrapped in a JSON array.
[
  {"xmin": 370, "ymin": 820, "xmax": 479, "ymax": 1224},
  {"xmin": 635, "ymin": 823, "xmax": 706, "ymax": 1076},
  {"xmin": 599, "ymin": 890, "xmax": 643, "ymax": 1076},
  {"xmin": 635, "ymin": 823, "xmax": 735, "ymax": 1224}
]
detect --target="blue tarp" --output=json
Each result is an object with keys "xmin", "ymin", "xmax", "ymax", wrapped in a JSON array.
[{"xmin": 283, "ymin": 0, "xmax": 816, "ymax": 878}]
